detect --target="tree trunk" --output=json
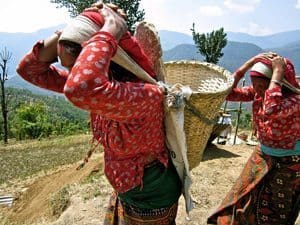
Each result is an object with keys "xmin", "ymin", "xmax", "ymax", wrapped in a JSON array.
[
  {"xmin": 0, "ymin": 56, "xmax": 9, "ymax": 144},
  {"xmin": 1, "ymin": 82, "xmax": 8, "ymax": 144}
]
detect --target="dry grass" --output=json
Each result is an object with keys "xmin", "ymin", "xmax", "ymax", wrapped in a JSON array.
[
  {"xmin": 50, "ymin": 187, "xmax": 71, "ymax": 218},
  {"xmin": 1, "ymin": 132, "xmax": 299, "ymax": 225},
  {"xmin": 0, "ymin": 134, "xmax": 93, "ymax": 186}
]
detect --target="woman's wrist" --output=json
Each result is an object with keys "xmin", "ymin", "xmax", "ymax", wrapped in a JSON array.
[
  {"xmin": 235, "ymin": 57, "xmax": 256, "ymax": 78},
  {"xmin": 44, "ymin": 32, "xmax": 60, "ymax": 47},
  {"xmin": 270, "ymin": 79, "xmax": 282, "ymax": 86},
  {"xmin": 270, "ymin": 67, "xmax": 284, "ymax": 88},
  {"xmin": 234, "ymin": 69, "xmax": 244, "ymax": 79},
  {"xmin": 272, "ymin": 67, "xmax": 284, "ymax": 81},
  {"xmin": 38, "ymin": 33, "xmax": 60, "ymax": 62},
  {"xmin": 273, "ymin": 66, "xmax": 284, "ymax": 74}
]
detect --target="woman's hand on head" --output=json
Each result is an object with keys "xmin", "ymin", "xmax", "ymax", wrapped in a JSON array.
[
  {"xmin": 271, "ymin": 56, "xmax": 286, "ymax": 78},
  {"xmin": 267, "ymin": 56, "xmax": 285, "ymax": 89},
  {"xmin": 84, "ymin": 2, "xmax": 127, "ymax": 41},
  {"xmin": 38, "ymin": 31, "xmax": 63, "ymax": 62},
  {"xmin": 99, "ymin": 5, "xmax": 128, "ymax": 41},
  {"xmin": 253, "ymin": 52, "xmax": 278, "ymax": 63},
  {"xmin": 271, "ymin": 55, "xmax": 285, "ymax": 69},
  {"xmin": 85, "ymin": 2, "xmax": 127, "ymax": 19}
]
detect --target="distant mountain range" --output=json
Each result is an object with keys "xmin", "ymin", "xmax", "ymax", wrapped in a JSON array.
[
  {"xmin": 1, "ymin": 26, "xmax": 300, "ymax": 95},
  {"xmin": 159, "ymin": 29, "xmax": 300, "ymax": 74},
  {"xmin": 159, "ymin": 29, "xmax": 300, "ymax": 50},
  {"xmin": 162, "ymin": 42, "xmax": 262, "ymax": 72}
]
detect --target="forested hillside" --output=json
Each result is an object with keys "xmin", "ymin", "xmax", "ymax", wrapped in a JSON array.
[
  {"xmin": 0, "ymin": 88, "xmax": 89, "ymax": 141},
  {"xmin": 159, "ymin": 29, "xmax": 300, "ymax": 50}
]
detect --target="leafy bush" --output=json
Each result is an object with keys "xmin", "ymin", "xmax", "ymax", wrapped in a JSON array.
[
  {"xmin": 0, "ymin": 87, "xmax": 89, "ymax": 141},
  {"xmin": 11, "ymin": 102, "xmax": 53, "ymax": 140}
]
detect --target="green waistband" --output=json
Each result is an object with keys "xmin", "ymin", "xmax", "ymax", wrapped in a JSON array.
[
  {"xmin": 260, "ymin": 141, "xmax": 300, "ymax": 157},
  {"xmin": 118, "ymin": 161, "xmax": 182, "ymax": 209}
]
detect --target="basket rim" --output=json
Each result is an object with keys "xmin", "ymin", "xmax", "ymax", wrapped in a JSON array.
[{"xmin": 164, "ymin": 60, "xmax": 234, "ymax": 94}]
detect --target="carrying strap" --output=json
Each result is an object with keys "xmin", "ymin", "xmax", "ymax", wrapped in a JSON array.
[
  {"xmin": 113, "ymin": 46, "xmax": 218, "ymax": 127},
  {"xmin": 113, "ymin": 42, "xmax": 195, "ymax": 216},
  {"xmin": 112, "ymin": 46, "xmax": 158, "ymax": 85}
]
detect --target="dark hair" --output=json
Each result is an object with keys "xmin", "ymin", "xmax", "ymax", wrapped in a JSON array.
[
  {"xmin": 109, "ymin": 61, "xmax": 140, "ymax": 82},
  {"xmin": 281, "ymin": 85, "xmax": 294, "ymax": 96},
  {"xmin": 58, "ymin": 40, "xmax": 82, "ymax": 57}
]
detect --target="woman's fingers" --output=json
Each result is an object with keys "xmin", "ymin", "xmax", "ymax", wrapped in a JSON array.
[
  {"xmin": 117, "ymin": 8, "xmax": 127, "ymax": 19},
  {"xmin": 100, "ymin": 5, "xmax": 128, "ymax": 41},
  {"xmin": 263, "ymin": 52, "xmax": 277, "ymax": 57},
  {"xmin": 271, "ymin": 56, "xmax": 286, "ymax": 72},
  {"xmin": 106, "ymin": 3, "xmax": 127, "ymax": 19},
  {"xmin": 84, "ymin": 1, "xmax": 104, "ymax": 11},
  {"xmin": 85, "ymin": 2, "xmax": 127, "ymax": 20},
  {"xmin": 91, "ymin": 1, "xmax": 104, "ymax": 9},
  {"xmin": 272, "ymin": 56, "xmax": 285, "ymax": 64},
  {"xmin": 262, "ymin": 52, "xmax": 277, "ymax": 59},
  {"xmin": 106, "ymin": 3, "xmax": 119, "ymax": 11},
  {"xmin": 84, "ymin": 6, "xmax": 100, "ymax": 12},
  {"xmin": 254, "ymin": 52, "xmax": 279, "ymax": 63}
]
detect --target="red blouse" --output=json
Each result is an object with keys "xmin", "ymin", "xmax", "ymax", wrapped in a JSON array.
[
  {"xmin": 226, "ymin": 86, "xmax": 300, "ymax": 150},
  {"xmin": 16, "ymin": 32, "xmax": 168, "ymax": 193}
]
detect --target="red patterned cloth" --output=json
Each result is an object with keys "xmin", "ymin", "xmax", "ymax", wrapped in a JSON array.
[
  {"xmin": 81, "ymin": 11, "xmax": 156, "ymax": 78},
  {"xmin": 226, "ymin": 86, "xmax": 300, "ymax": 150},
  {"xmin": 16, "ymin": 31, "xmax": 168, "ymax": 193},
  {"xmin": 207, "ymin": 147, "xmax": 300, "ymax": 225}
]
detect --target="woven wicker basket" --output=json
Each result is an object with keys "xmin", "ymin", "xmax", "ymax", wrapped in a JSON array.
[{"xmin": 164, "ymin": 60, "xmax": 233, "ymax": 170}]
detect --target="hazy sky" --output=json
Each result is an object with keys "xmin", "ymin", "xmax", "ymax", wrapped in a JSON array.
[{"xmin": 1, "ymin": 0, "xmax": 300, "ymax": 35}]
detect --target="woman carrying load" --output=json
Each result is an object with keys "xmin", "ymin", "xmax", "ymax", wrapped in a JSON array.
[
  {"xmin": 16, "ymin": 2, "xmax": 181, "ymax": 224},
  {"xmin": 208, "ymin": 53, "xmax": 300, "ymax": 225}
]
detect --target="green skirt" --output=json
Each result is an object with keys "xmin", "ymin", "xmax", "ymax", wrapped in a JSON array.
[
  {"xmin": 118, "ymin": 160, "xmax": 182, "ymax": 209},
  {"xmin": 103, "ymin": 160, "xmax": 182, "ymax": 224}
]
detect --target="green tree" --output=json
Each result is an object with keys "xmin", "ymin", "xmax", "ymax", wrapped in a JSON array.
[
  {"xmin": 11, "ymin": 102, "xmax": 53, "ymax": 140},
  {"xmin": 1, "ymin": 88, "xmax": 89, "ymax": 139},
  {"xmin": 50, "ymin": 0, "xmax": 145, "ymax": 33},
  {"xmin": 191, "ymin": 23, "xmax": 227, "ymax": 64}
]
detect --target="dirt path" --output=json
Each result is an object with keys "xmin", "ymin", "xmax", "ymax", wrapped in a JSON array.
[
  {"xmin": 5, "ymin": 154, "xmax": 104, "ymax": 225},
  {"xmin": 2, "ymin": 144, "xmax": 300, "ymax": 225}
]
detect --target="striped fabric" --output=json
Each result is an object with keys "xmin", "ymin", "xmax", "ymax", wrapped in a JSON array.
[
  {"xmin": 208, "ymin": 146, "xmax": 300, "ymax": 225},
  {"xmin": 104, "ymin": 192, "xmax": 179, "ymax": 225}
]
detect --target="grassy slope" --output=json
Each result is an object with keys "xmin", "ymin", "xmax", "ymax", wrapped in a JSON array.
[{"xmin": 0, "ymin": 134, "xmax": 96, "ymax": 185}]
